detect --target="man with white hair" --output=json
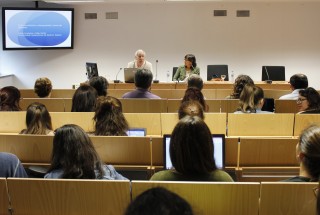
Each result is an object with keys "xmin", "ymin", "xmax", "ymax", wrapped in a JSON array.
[{"xmin": 127, "ymin": 49, "xmax": 153, "ymax": 72}]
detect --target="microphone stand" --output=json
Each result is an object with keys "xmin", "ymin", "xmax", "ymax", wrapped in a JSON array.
[
  {"xmin": 264, "ymin": 66, "xmax": 272, "ymax": 84},
  {"xmin": 114, "ymin": 68, "xmax": 122, "ymax": 83}
]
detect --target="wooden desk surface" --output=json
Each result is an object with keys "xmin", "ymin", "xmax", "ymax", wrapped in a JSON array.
[{"xmin": 109, "ymin": 81, "xmax": 290, "ymax": 90}]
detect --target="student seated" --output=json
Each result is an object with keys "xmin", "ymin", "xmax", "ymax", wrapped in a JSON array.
[
  {"xmin": 181, "ymin": 87, "xmax": 208, "ymax": 112},
  {"xmin": 234, "ymin": 84, "xmax": 273, "ymax": 114},
  {"xmin": 150, "ymin": 116, "xmax": 233, "ymax": 182},
  {"xmin": 125, "ymin": 187, "xmax": 194, "ymax": 215},
  {"xmin": 178, "ymin": 100, "xmax": 204, "ymax": 120},
  {"xmin": 279, "ymin": 74, "xmax": 308, "ymax": 100},
  {"xmin": 71, "ymin": 84, "xmax": 98, "ymax": 112},
  {"xmin": 187, "ymin": 74, "xmax": 203, "ymax": 91},
  {"xmin": 20, "ymin": 102, "xmax": 54, "ymax": 135},
  {"xmin": 282, "ymin": 125, "xmax": 320, "ymax": 182},
  {"xmin": 34, "ymin": 77, "xmax": 52, "ymax": 98},
  {"xmin": 297, "ymin": 87, "xmax": 320, "ymax": 114},
  {"xmin": 93, "ymin": 96, "xmax": 129, "ymax": 136},
  {"xmin": 0, "ymin": 86, "xmax": 21, "ymax": 111},
  {"xmin": 45, "ymin": 124, "xmax": 127, "ymax": 180},
  {"xmin": 226, "ymin": 74, "xmax": 254, "ymax": 99},
  {"xmin": 0, "ymin": 152, "xmax": 28, "ymax": 178},
  {"xmin": 122, "ymin": 69, "xmax": 160, "ymax": 99},
  {"xmin": 88, "ymin": 76, "xmax": 109, "ymax": 97}
]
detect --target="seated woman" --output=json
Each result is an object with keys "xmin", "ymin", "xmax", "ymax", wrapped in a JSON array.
[
  {"xmin": 282, "ymin": 125, "xmax": 320, "ymax": 182},
  {"xmin": 45, "ymin": 124, "xmax": 127, "ymax": 180},
  {"xmin": 20, "ymin": 102, "xmax": 54, "ymax": 135},
  {"xmin": 71, "ymin": 84, "xmax": 98, "ymax": 112},
  {"xmin": 226, "ymin": 74, "xmax": 254, "ymax": 99},
  {"xmin": 178, "ymin": 100, "xmax": 204, "ymax": 120},
  {"xmin": 34, "ymin": 77, "xmax": 52, "ymax": 98},
  {"xmin": 89, "ymin": 76, "xmax": 109, "ymax": 97},
  {"xmin": 0, "ymin": 86, "xmax": 21, "ymax": 111},
  {"xmin": 173, "ymin": 54, "xmax": 200, "ymax": 82},
  {"xmin": 150, "ymin": 116, "xmax": 233, "ymax": 181},
  {"xmin": 234, "ymin": 84, "xmax": 273, "ymax": 114},
  {"xmin": 93, "ymin": 96, "xmax": 129, "ymax": 136},
  {"xmin": 181, "ymin": 87, "xmax": 208, "ymax": 112},
  {"xmin": 297, "ymin": 87, "xmax": 320, "ymax": 114}
]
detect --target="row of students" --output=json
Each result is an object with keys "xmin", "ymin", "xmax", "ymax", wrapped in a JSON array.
[{"xmin": 3, "ymin": 112, "xmax": 320, "ymax": 183}]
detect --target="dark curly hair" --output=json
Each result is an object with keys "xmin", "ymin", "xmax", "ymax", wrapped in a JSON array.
[{"xmin": 229, "ymin": 75, "xmax": 254, "ymax": 99}]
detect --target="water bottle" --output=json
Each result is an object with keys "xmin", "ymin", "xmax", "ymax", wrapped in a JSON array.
[
  {"xmin": 231, "ymin": 71, "xmax": 234, "ymax": 83},
  {"xmin": 166, "ymin": 70, "xmax": 170, "ymax": 82}
]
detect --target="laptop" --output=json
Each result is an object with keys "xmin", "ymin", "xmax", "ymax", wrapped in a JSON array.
[
  {"xmin": 163, "ymin": 134, "xmax": 225, "ymax": 170},
  {"xmin": 124, "ymin": 68, "xmax": 138, "ymax": 83},
  {"xmin": 126, "ymin": 128, "xmax": 147, "ymax": 136}
]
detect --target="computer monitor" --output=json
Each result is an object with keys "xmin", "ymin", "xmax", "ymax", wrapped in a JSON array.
[
  {"xmin": 163, "ymin": 134, "xmax": 225, "ymax": 170},
  {"xmin": 126, "ymin": 128, "xmax": 147, "ymax": 137},
  {"xmin": 262, "ymin": 66, "xmax": 285, "ymax": 81},
  {"xmin": 207, "ymin": 65, "xmax": 229, "ymax": 81},
  {"xmin": 86, "ymin": 62, "xmax": 98, "ymax": 79}
]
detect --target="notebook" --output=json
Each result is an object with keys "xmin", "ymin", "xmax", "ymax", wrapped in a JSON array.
[
  {"xmin": 163, "ymin": 134, "xmax": 225, "ymax": 170},
  {"xmin": 126, "ymin": 128, "xmax": 146, "ymax": 136},
  {"xmin": 124, "ymin": 68, "xmax": 138, "ymax": 83}
]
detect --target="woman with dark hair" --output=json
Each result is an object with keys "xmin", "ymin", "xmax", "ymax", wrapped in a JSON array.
[
  {"xmin": 89, "ymin": 76, "xmax": 109, "ymax": 96},
  {"xmin": 283, "ymin": 125, "xmax": 320, "ymax": 182},
  {"xmin": 0, "ymin": 86, "xmax": 21, "ymax": 111},
  {"xmin": 181, "ymin": 87, "xmax": 208, "ymax": 112},
  {"xmin": 178, "ymin": 100, "xmax": 204, "ymax": 120},
  {"xmin": 93, "ymin": 96, "xmax": 129, "ymax": 136},
  {"xmin": 150, "ymin": 116, "xmax": 233, "ymax": 181},
  {"xmin": 125, "ymin": 187, "xmax": 194, "ymax": 215},
  {"xmin": 173, "ymin": 54, "xmax": 200, "ymax": 82},
  {"xmin": 20, "ymin": 102, "xmax": 53, "ymax": 135},
  {"xmin": 34, "ymin": 77, "xmax": 52, "ymax": 98},
  {"xmin": 235, "ymin": 84, "xmax": 272, "ymax": 114},
  {"xmin": 226, "ymin": 74, "xmax": 254, "ymax": 99},
  {"xmin": 71, "ymin": 84, "xmax": 98, "ymax": 112},
  {"xmin": 297, "ymin": 87, "xmax": 320, "ymax": 114},
  {"xmin": 45, "ymin": 124, "xmax": 127, "ymax": 180}
]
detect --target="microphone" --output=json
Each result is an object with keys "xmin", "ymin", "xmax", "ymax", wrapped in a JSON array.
[
  {"xmin": 114, "ymin": 68, "xmax": 122, "ymax": 83},
  {"xmin": 264, "ymin": 66, "xmax": 272, "ymax": 84},
  {"xmin": 153, "ymin": 60, "xmax": 159, "ymax": 83}
]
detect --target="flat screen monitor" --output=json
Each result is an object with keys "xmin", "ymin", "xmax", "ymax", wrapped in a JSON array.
[
  {"xmin": 262, "ymin": 66, "xmax": 285, "ymax": 81},
  {"xmin": 86, "ymin": 62, "xmax": 98, "ymax": 79},
  {"xmin": 163, "ymin": 134, "xmax": 225, "ymax": 170},
  {"xmin": 2, "ymin": 7, "xmax": 74, "ymax": 50},
  {"xmin": 207, "ymin": 65, "xmax": 229, "ymax": 81}
]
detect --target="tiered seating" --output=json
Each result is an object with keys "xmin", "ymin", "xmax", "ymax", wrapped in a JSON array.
[
  {"xmin": 6, "ymin": 178, "xmax": 130, "ymax": 215},
  {"xmin": 131, "ymin": 181, "xmax": 260, "ymax": 215},
  {"xmin": 259, "ymin": 182, "xmax": 317, "ymax": 215},
  {"xmin": 160, "ymin": 113, "xmax": 227, "ymax": 135},
  {"xmin": 1, "ymin": 179, "xmax": 316, "ymax": 215},
  {"xmin": 0, "ymin": 178, "xmax": 9, "ymax": 215},
  {"xmin": 294, "ymin": 114, "xmax": 320, "ymax": 136},
  {"xmin": 237, "ymin": 137, "xmax": 299, "ymax": 181},
  {"xmin": 274, "ymin": 99, "xmax": 298, "ymax": 113},
  {"xmin": 228, "ymin": 113, "xmax": 295, "ymax": 137}
]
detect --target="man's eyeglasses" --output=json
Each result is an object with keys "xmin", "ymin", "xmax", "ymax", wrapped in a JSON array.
[{"xmin": 296, "ymin": 98, "xmax": 307, "ymax": 104}]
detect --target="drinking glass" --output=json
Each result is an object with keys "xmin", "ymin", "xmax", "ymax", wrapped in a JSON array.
[{"xmin": 221, "ymin": 75, "xmax": 226, "ymax": 81}]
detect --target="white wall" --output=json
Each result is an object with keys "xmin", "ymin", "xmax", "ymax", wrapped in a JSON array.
[{"xmin": 1, "ymin": 2, "xmax": 320, "ymax": 89}]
